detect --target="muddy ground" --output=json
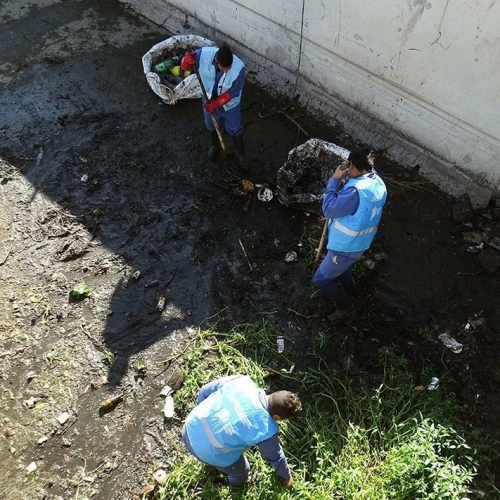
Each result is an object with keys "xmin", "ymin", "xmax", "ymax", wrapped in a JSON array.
[{"xmin": 0, "ymin": 1, "xmax": 499, "ymax": 499}]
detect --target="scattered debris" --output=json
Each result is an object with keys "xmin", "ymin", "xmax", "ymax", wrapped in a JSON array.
[
  {"xmin": 36, "ymin": 147, "xmax": 44, "ymax": 167},
  {"xmin": 478, "ymin": 248, "xmax": 500, "ymax": 273},
  {"xmin": 132, "ymin": 270, "xmax": 141, "ymax": 280},
  {"xmin": 277, "ymin": 336, "xmax": 285, "ymax": 353},
  {"xmin": 23, "ymin": 397, "xmax": 37, "ymax": 409},
  {"xmin": 451, "ymin": 194, "xmax": 473, "ymax": 223},
  {"xmin": 238, "ymin": 239, "xmax": 254, "ymax": 270},
  {"xmin": 99, "ymin": 395, "xmax": 123, "ymax": 415},
  {"xmin": 69, "ymin": 283, "xmax": 92, "ymax": 301},
  {"xmin": 37, "ymin": 436, "xmax": 49, "ymax": 445},
  {"xmin": 163, "ymin": 396, "xmax": 175, "ymax": 418},
  {"xmin": 26, "ymin": 371, "xmax": 37, "ymax": 383},
  {"xmin": 26, "ymin": 462, "xmax": 37, "ymax": 474},
  {"xmin": 242, "ymin": 179, "xmax": 255, "ymax": 193},
  {"xmin": 438, "ymin": 332, "xmax": 463, "ymax": 354},
  {"xmin": 157, "ymin": 296, "xmax": 166, "ymax": 311},
  {"xmin": 463, "ymin": 232, "xmax": 483, "ymax": 244},
  {"xmin": 57, "ymin": 412, "xmax": 71, "ymax": 425},
  {"xmin": 373, "ymin": 252, "xmax": 388, "ymax": 262},
  {"xmin": 160, "ymin": 385, "xmax": 174, "ymax": 397},
  {"xmin": 81, "ymin": 174, "xmax": 89, "ymax": 183},
  {"xmin": 153, "ymin": 469, "xmax": 167, "ymax": 485},
  {"xmin": 364, "ymin": 259, "xmax": 376, "ymax": 270},
  {"xmin": 467, "ymin": 316, "xmax": 487, "ymax": 331},
  {"xmin": 466, "ymin": 243, "xmax": 484, "ymax": 253},
  {"xmin": 285, "ymin": 251, "xmax": 298, "ymax": 263},
  {"xmin": 144, "ymin": 279, "xmax": 159, "ymax": 288},
  {"xmin": 257, "ymin": 186, "xmax": 273, "ymax": 202},
  {"xmin": 427, "ymin": 377, "xmax": 440, "ymax": 391}
]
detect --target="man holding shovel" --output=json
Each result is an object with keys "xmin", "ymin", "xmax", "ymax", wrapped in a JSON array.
[
  {"xmin": 181, "ymin": 44, "xmax": 247, "ymax": 167},
  {"xmin": 312, "ymin": 149, "xmax": 387, "ymax": 321}
]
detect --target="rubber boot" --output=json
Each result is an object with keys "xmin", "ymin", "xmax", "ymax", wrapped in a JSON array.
[
  {"xmin": 232, "ymin": 134, "xmax": 248, "ymax": 169},
  {"xmin": 208, "ymin": 130, "xmax": 221, "ymax": 161}
]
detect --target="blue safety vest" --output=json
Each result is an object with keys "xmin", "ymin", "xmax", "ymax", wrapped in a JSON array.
[
  {"xmin": 198, "ymin": 47, "xmax": 244, "ymax": 111},
  {"xmin": 184, "ymin": 376, "xmax": 279, "ymax": 467},
  {"xmin": 327, "ymin": 172, "xmax": 387, "ymax": 252}
]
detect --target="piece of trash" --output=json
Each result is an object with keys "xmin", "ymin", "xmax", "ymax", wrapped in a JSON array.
[
  {"xmin": 277, "ymin": 336, "xmax": 285, "ymax": 353},
  {"xmin": 9, "ymin": 446, "xmax": 16, "ymax": 454},
  {"xmin": 92, "ymin": 208, "xmax": 102, "ymax": 217},
  {"xmin": 81, "ymin": 174, "xmax": 88, "ymax": 183},
  {"xmin": 438, "ymin": 332, "xmax": 463, "ymax": 354},
  {"xmin": 415, "ymin": 385, "xmax": 425, "ymax": 392},
  {"xmin": 23, "ymin": 397, "xmax": 37, "ymax": 409},
  {"xmin": 157, "ymin": 296, "xmax": 166, "ymax": 311},
  {"xmin": 164, "ymin": 396, "xmax": 175, "ymax": 418},
  {"xmin": 466, "ymin": 243, "xmax": 484, "ymax": 253},
  {"xmin": 160, "ymin": 385, "xmax": 174, "ymax": 397},
  {"xmin": 26, "ymin": 462, "xmax": 37, "ymax": 474},
  {"xmin": 57, "ymin": 412, "xmax": 71, "ymax": 425},
  {"xmin": 242, "ymin": 179, "xmax": 255, "ymax": 193},
  {"xmin": 363, "ymin": 259, "xmax": 376, "ymax": 269},
  {"xmin": 373, "ymin": 252, "xmax": 388, "ymax": 262},
  {"xmin": 69, "ymin": 283, "xmax": 92, "ymax": 301},
  {"xmin": 99, "ymin": 395, "xmax": 123, "ymax": 414},
  {"xmin": 145, "ymin": 279, "xmax": 159, "ymax": 288},
  {"xmin": 285, "ymin": 251, "xmax": 298, "ymax": 263},
  {"xmin": 257, "ymin": 186, "xmax": 273, "ymax": 202},
  {"xmin": 289, "ymin": 364, "xmax": 295, "ymax": 373},
  {"xmin": 153, "ymin": 469, "xmax": 168, "ymax": 485},
  {"xmin": 132, "ymin": 270, "xmax": 141, "ymax": 280},
  {"xmin": 427, "ymin": 377, "xmax": 440, "ymax": 391},
  {"xmin": 37, "ymin": 436, "xmax": 49, "ymax": 445}
]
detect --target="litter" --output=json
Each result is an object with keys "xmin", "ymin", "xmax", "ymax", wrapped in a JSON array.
[
  {"xmin": 285, "ymin": 251, "xmax": 298, "ymax": 262},
  {"xmin": 132, "ymin": 270, "xmax": 141, "ymax": 280},
  {"xmin": 257, "ymin": 186, "xmax": 273, "ymax": 202},
  {"xmin": 160, "ymin": 385, "xmax": 174, "ymax": 397},
  {"xmin": 277, "ymin": 336, "xmax": 285, "ymax": 353},
  {"xmin": 144, "ymin": 279, "xmax": 159, "ymax": 288},
  {"xmin": 81, "ymin": 174, "xmax": 88, "ymax": 183},
  {"xmin": 99, "ymin": 395, "xmax": 123, "ymax": 413},
  {"xmin": 26, "ymin": 462, "xmax": 37, "ymax": 473},
  {"xmin": 57, "ymin": 412, "xmax": 71, "ymax": 425},
  {"xmin": 363, "ymin": 259, "xmax": 376, "ymax": 269},
  {"xmin": 466, "ymin": 243, "xmax": 484, "ymax": 253},
  {"xmin": 427, "ymin": 377, "xmax": 440, "ymax": 391},
  {"xmin": 142, "ymin": 35, "xmax": 214, "ymax": 105},
  {"xmin": 163, "ymin": 396, "xmax": 175, "ymax": 418},
  {"xmin": 157, "ymin": 296, "xmax": 166, "ymax": 311},
  {"xmin": 37, "ymin": 436, "xmax": 49, "ymax": 445},
  {"xmin": 153, "ymin": 469, "xmax": 168, "ymax": 485},
  {"xmin": 242, "ymin": 179, "xmax": 255, "ymax": 193},
  {"xmin": 438, "ymin": 332, "xmax": 463, "ymax": 354}
]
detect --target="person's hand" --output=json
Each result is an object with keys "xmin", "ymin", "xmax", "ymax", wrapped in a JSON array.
[
  {"xmin": 181, "ymin": 51, "xmax": 196, "ymax": 71},
  {"xmin": 333, "ymin": 162, "xmax": 349, "ymax": 179},
  {"xmin": 283, "ymin": 476, "xmax": 293, "ymax": 488},
  {"xmin": 203, "ymin": 92, "xmax": 232, "ymax": 113}
]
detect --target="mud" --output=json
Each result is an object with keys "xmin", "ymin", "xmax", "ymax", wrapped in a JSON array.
[{"xmin": 0, "ymin": 1, "xmax": 499, "ymax": 499}]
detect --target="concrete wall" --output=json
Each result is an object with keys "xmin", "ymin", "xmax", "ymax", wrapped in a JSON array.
[{"xmin": 123, "ymin": 0, "xmax": 500, "ymax": 207}]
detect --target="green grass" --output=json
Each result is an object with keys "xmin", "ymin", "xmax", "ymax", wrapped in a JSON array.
[{"xmin": 156, "ymin": 322, "xmax": 497, "ymax": 500}]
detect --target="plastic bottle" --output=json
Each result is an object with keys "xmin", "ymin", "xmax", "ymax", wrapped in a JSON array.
[{"xmin": 154, "ymin": 56, "xmax": 180, "ymax": 73}]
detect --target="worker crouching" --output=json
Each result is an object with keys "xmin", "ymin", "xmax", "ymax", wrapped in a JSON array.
[
  {"xmin": 182, "ymin": 374, "xmax": 302, "ymax": 488},
  {"xmin": 312, "ymin": 148, "xmax": 387, "ymax": 321},
  {"xmin": 181, "ymin": 44, "xmax": 248, "ymax": 167}
]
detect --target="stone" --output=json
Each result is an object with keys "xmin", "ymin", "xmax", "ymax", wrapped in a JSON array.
[
  {"xmin": 451, "ymin": 194, "xmax": 473, "ymax": 223},
  {"xmin": 478, "ymin": 248, "xmax": 500, "ymax": 274}
]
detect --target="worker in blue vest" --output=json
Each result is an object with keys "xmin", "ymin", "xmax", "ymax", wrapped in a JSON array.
[
  {"xmin": 182, "ymin": 374, "xmax": 302, "ymax": 488},
  {"xmin": 312, "ymin": 148, "xmax": 387, "ymax": 321},
  {"xmin": 181, "ymin": 44, "xmax": 247, "ymax": 167}
]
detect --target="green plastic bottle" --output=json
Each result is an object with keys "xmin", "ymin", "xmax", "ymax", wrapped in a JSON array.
[{"xmin": 154, "ymin": 56, "xmax": 180, "ymax": 73}]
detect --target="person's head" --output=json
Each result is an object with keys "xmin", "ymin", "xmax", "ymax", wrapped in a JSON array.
[
  {"xmin": 267, "ymin": 391, "xmax": 302, "ymax": 421},
  {"xmin": 216, "ymin": 44, "xmax": 233, "ymax": 72},
  {"xmin": 348, "ymin": 148, "xmax": 375, "ymax": 176}
]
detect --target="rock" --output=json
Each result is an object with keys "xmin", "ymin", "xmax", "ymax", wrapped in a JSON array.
[
  {"xmin": 24, "ymin": 397, "xmax": 37, "ymax": 409},
  {"xmin": 26, "ymin": 462, "xmax": 37, "ymax": 473},
  {"xmin": 37, "ymin": 436, "xmax": 49, "ymax": 445},
  {"xmin": 57, "ymin": 412, "xmax": 71, "ymax": 425},
  {"xmin": 451, "ymin": 194, "xmax": 473, "ymax": 223},
  {"xmin": 478, "ymin": 248, "xmax": 500, "ymax": 274},
  {"xmin": 165, "ymin": 364, "xmax": 184, "ymax": 391}
]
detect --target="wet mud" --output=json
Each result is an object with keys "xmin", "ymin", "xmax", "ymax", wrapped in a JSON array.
[{"xmin": 0, "ymin": 1, "xmax": 499, "ymax": 498}]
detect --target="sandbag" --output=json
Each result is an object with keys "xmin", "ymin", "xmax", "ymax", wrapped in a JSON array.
[
  {"xmin": 277, "ymin": 139, "xmax": 350, "ymax": 214},
  {"xmin": 142, "ymin": 35, "xmax": 214, "ymax": 105}
]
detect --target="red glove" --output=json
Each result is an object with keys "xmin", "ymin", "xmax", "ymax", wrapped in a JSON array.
[
  {"xmin": 181, "ymin": 51, "xmax": 196, "ymax": 71},
  {"xmin": 203, "ymin": 92, "xmax": 232, "ymax": 113}
]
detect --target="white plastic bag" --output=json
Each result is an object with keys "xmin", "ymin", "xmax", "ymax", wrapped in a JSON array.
[{"xmin": 142, "ymin": 34, "xmax": 215, "ymax": 105}]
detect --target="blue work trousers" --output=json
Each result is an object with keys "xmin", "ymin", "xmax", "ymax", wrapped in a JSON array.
[
  {"xmin": 203, "ymin": 103, "xmax": 244, "ymax": 136},
  {"xmin": 312, "ymin": 250, "xmax": 359, "ymax": 298}
]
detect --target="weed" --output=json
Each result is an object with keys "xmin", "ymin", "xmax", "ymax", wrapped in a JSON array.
[{"xmin": 157, "ymin": 323, "xmax": 496, "ymax": 500}]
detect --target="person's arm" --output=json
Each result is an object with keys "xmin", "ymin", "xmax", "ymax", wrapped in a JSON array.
[
  {"xmin": 322, "ymin": 178, "xmax": 359, "ymax": 220},
  {"xmin": 226, "ymin": 67, "xmax": 245, "ymax": 100},
  {"xmin": 257, "ymin": 435, "xmax": 291, "ymax": 482},
  {"xmin": 181, "ymin": 48, "xmax": 202, "ymax": 72},
  {"xmin": 196, "ymin": 375, "xmax": 242, "ymax": 404}
]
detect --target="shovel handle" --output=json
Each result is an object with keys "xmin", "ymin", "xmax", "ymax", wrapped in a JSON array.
[{"xmin": 311, "ymin": 219, "xmax": 328, "ymax": 278}]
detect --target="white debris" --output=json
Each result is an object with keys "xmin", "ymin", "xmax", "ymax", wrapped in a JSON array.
[
  {"xmin": 427, "ymin": 377, "xmax": 440, "ymax": 391},
  {"xmin": 257, "ymin": 186, "xmax": 273, "ymax": 202},
  {"xmin": 163, "ymin": 396, "xmax": 175, "ymax": 418},
  {"xmin": 285, "ymin": 251, "xmax": 298, "ymax": 262},
  {"xmin": 57, "ymin": 412, "xmax": 71, "ymax": 425},
  {"xmin": 81, "ymin": 174, "xmax": 88, "ymax": 183},
  {"xmin": 26, "ymin": 462, "xmax": 37, "ymax": 473},
  {"xmin": 160, "ymin": 385, "xmax": 174, "ymax": 397},
  {"xmin": 438, "ymin": 332, "xmax": 463, "ymax": 354},
  {"xmin": 153, "ymin": 469, "xmax": 168, "ymax": 485},
  {"xmin": 37, "ymin": 436, "xmax": 49, "ymax": 445}
]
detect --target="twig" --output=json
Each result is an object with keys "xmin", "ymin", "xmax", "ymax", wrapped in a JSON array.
[
  {"xmin": 0, "ymin": 244, "xmax": 12, "ymax": 266},
  {"xmin": 238, "ymin": 238, "xmax": 254, "ymax": 270}
]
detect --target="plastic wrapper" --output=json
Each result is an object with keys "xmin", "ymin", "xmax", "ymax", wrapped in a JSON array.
[
  {"xmin": 142, "ymin": 35, "xmax": 215, "ymax": 105},
  {"xmin": 277, "ymin": 139, "xmax": 350, "ymax": 214}
]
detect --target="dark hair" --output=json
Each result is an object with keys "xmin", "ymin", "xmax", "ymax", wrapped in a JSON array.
[
  {"xmin": 348, "ymin": 148, "xmax": 375, "ymax": 172},
  {"xmin": 268, "ymin": 391, "xmax": 302, "ymax": 419},
  {"xmin": 216, "ymin": 44, "xmax": 233, "ymax": 68}
]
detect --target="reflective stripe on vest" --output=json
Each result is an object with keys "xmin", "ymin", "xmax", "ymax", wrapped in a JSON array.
[
  {"xmin": 327, "ymin": 173, "xmax": 387, "ymax": 253},
  {"xmin": 198, "ymin": 47, "xmax": 244, "ymax": 111},
  {"xmin": 185, "ymin": 376, "xmax": 278, "ymax": 467}
]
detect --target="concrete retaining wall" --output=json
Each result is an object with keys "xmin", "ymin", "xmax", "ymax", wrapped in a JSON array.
[{"xmin": 123, "ymin": 0, "xmax": 500, "ymax": 207}]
